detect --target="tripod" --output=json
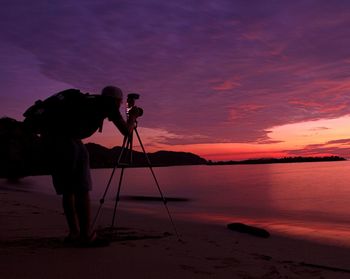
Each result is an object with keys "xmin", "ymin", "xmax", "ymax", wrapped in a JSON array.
[{"xmin": 91, "ymin": 122, "xmax": 180, "ymax": 240}]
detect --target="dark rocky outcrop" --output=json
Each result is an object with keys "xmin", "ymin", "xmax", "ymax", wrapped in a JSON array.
[{"xmin": 227, "ymin": 222, "xmax": 270, "ymax": 238}]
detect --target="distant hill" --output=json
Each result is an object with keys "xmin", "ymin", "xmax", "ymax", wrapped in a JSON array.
[
  {"xmin": 86, "ymin": 144, "xmax": 346, "ymax": 168},
  {"xmin": 0, "ymin": 117, "xmax": 207, "ymax": 178},
  {"xmin": 208, "ymin": 156, "xmax": 346, "ymax": 165},
  {"xmin": 86, "ymin": 143, "xmax": 208, "ymax": 168}
]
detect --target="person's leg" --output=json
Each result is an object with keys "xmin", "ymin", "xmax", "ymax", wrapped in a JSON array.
[
  {"xmin": 73, "ymin": 140, "xmax": 93, "ymax": 240},
  {"xmin": 47, "ymin": 138, "xmax": 80, "ymax": 238},
  {"xmin": 62, "ymin": 193, "xmax": 80, "ymax": 238},
  {"xmin": 75, "ymin": 191, "xmax": 109, "ymax": 247},
  {"xmin": 74, "ymin": 191, "xmax": 91, "ymax": 240}
]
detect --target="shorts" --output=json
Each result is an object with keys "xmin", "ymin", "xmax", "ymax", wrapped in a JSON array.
[{"xmin": 45, "ymin": 137, "xmax": 92, "ymax": 195}]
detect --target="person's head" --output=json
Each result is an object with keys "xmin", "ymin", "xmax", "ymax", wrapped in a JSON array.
[{"xmin": 101, "ymin": 86, "xmax": 123, "ymax": 106}]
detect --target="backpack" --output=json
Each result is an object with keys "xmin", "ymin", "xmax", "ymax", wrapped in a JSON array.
[{"xmin": 23, "ymin": 89, "xmax": 92, "ymax": 136}]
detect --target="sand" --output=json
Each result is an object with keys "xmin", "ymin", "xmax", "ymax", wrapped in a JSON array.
[{"xmin": 1, "ymin": 186, "xmax": 350, "ymax": 279}]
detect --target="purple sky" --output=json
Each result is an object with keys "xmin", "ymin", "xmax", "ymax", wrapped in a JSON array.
[{"xmin": 1, "ymin": 1, "xmax": 350, "ymax": 159}]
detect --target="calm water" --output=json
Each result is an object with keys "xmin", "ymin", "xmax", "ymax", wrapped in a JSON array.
[{"xmin": 3, "ymin": 161, "xmax": 350, "ymax": 246}]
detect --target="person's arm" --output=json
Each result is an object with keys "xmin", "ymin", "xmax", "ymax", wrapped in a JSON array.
[
  {"xmin": 110, "ymin": 110, "xmax": 132, "ymax": 137},
  {"xmin": 104, "ymin": 96, "xmax": 140, "ymax": 137}
]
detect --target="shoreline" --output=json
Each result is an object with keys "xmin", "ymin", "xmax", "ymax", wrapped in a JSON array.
[
  {"xmin": 1, "ymin": 156, "xmax": 346, "ymax": 179},
  {"xmin": 1, "ymin": 186, "xmax": 350, "ymax": 278},
  {"xmin": 2, "ymin": 176, "xmax": 350, "ymax": 248}
]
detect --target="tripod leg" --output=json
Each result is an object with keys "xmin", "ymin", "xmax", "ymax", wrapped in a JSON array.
[
  {"xmin": 129, "ymin": 132, "xmax": 134, "ymax": 164},
  {"xmin": 111, "ymin": 167, "xmax": 125, "ymax": 228},
  {"xmin": 91, "ymin": 136, "xmax": 128, "ymax": 231},
  {"xmin": 111, "ymin": 135, "xmax": 132, "ymax": 228},
  {"xmin": 134, "ymin": 128, "xmax": 181, "ymax": 240}
]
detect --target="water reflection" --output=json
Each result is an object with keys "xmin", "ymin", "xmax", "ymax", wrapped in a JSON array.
[
  {"xmin": 90, "ymin": 162, "xmax": 350, "ymax": 246},
  {"xmin": 3, "ymin": 161, "xmax": 350, "ymax": 246}
]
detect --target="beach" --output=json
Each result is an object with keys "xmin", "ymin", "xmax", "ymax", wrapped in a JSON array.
[{"xmin": 1, "ymin": 186, "xmax": 350, "ymax": 279}]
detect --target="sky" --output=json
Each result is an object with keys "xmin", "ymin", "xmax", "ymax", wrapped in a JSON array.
[{"xmin": 1, "ymin": 0, "xmax": 350, "ymax": 161}]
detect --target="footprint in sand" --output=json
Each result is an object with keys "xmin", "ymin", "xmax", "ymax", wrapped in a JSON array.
[
  {"xmin": 205, "ymin": 257, "xmax": 240, "ymax": 269},
  {"xmin": 180, "ymin": 264, "xmax": 212, "ymax": 275}
]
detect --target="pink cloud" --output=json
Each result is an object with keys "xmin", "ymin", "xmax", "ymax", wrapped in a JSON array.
[
  {"xmin": 309, "ymin": 127, "xmax": 330, "ymax": 131},
  {"xmin": 286, "ymin": 146, "xmax": 350, "ymax": 158},
  {"xmin": 212, "ymin": 80, "xmax": 241, "ymax": 91},
  {"xmin": 326, "ymin": 138, "xmax": 350, "ymax": 145},
  {"xmin": 256, "ymin": 139, "xmax": 284, "ymax": 145},
  {"xmin": 285, "ymin": 137, "xmax": 350, "ymax": 158}
]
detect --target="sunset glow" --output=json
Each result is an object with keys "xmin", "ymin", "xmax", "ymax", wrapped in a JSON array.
[{"xmin": 1, "ymin": 1, "xmax": 350, "ymax": 161}]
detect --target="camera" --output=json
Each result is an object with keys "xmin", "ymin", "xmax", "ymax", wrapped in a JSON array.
[{"xmin": 126, "ymin": 93, "xmax": 143, "ymax": 118}]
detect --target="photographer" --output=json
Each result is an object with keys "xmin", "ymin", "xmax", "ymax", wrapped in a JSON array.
[{"xmin": 41, "ymin": 86, "xmax": 141, "ymax": 247}]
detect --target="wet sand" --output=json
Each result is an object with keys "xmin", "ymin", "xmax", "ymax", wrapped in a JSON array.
[{"xmin": 1, "ymin": 188, "xmax": 349, "ymax": 278}]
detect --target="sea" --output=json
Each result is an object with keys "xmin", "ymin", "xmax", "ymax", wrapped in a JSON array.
[{"xmin": 2, "ymin": 161, "xmax": 350, "ymax": 247}]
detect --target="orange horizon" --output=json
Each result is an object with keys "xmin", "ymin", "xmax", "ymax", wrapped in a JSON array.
[{"xmin": 85, "ymin": 115, "xmax": 350, "ymax": 161}]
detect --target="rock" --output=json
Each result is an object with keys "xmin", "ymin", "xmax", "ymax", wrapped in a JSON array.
[{"xmin": 227, "ymin": 223, "xmax": 270, "ymax": 238}]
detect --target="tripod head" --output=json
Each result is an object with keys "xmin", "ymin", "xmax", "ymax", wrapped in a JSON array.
[{"xmin": 127, "ymin": 93, "xmax": 140, "ymax": 107}]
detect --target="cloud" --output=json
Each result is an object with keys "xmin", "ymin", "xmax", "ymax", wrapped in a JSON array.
[
  {"xmin": 211, "ymin": 80, "xmax": 241, "ymax": 91},
  {"xmin": 286, "ymin": 146, "xmax": 350, "ymax": 158},
  {"xmin": 326, "ymin": 138, "xmax": 350, "ymax": 145},
  {"xmin": 309, "ymin": 127, "xmax": 330, "ymax": 131},
  {"xmin": 1, "ymin": 0, "xmax": 350, "ymax": 148},
  {"xmin": 256, "ymin": 139, "xmax": 284, "ymax": 145},
  {"xmin": 136, "ymin": 127, "xmax": 209, "ymax": 146},
  {"xmin": 284, "ymin": 136, "xmax": 350, "ymax": 158}
]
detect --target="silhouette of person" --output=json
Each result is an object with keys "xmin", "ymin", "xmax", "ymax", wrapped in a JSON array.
[
  {"xmin": 42, "ymin": 86, "xmax": 138, "ymax": 246},
  {"xmin": 0, "ymin": 117, "xmax": 28, "ymax": 180}
]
